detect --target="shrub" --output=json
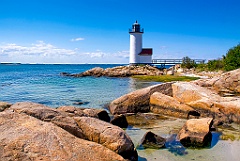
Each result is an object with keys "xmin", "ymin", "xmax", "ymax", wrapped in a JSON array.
[
  {"xmin": 207, "ymin": 59, "xmax": 224, "ymax": 71},
  {"xmin": 196, "ymin": 63, "xmax": 208, "ymax": 72},
  {"xmin": 223, "ymin": 44, "xmax": 240, "ymax": 71},
  {"xmin": 181, "ymin": 56, "xmax": 196, "ymax": 69}
]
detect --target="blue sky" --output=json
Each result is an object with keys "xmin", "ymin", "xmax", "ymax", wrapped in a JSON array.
[{"xmin": 0, "ymin": 0, "xmax": 239, "ymax": 64}]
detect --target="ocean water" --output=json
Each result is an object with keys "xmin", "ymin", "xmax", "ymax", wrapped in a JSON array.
[{"xmin": 0, "ymin": 64, "xmax": 159, "ymax": 108}]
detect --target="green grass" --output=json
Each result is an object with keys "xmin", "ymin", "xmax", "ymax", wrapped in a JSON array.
[{"xmin": 131, "ymin": 75, "xmax": 200, "ymax": 82}]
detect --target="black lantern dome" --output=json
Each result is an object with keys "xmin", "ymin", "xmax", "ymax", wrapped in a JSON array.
[{"xmin": 129, "ymin": 20, "xmax": 144, "ymax": 33}]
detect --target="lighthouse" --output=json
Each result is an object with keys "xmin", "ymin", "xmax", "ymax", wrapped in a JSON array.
[{"xmin": 129, "ymin": 21, "xmax": 152, "ymax": 65}]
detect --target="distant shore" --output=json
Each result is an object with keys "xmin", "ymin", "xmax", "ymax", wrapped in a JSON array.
[{"xmin": 0, "ymin": 62, "xmax": 21, "ymax": 65}]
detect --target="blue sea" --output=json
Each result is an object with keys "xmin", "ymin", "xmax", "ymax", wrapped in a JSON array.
[{"xmin": 0, "ymin": 64, "xmax": 159, "ymax": 108}]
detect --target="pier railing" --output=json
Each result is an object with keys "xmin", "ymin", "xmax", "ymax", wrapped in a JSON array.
[{"xmin": 152, "ymin": 59, "xmax": 205, "ymax": 65}]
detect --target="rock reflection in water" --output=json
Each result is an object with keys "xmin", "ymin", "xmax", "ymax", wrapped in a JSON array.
[
  {"xmin": 165, "ymin": 134, "xmax": 188, "ymax": 156},
  {"xmin": 210, "ymin": 132, "xmax": 222, "ymax": 148}
]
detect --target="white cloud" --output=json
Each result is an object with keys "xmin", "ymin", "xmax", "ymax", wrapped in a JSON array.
[
  {"xmin": 0, "ymin": 41, "xmax": 79, "ymax": 63},
  {"xmin": 0, "ymin": 41, "xmax": 129, "ymax": 64},
  {"xmin": 71, "ymin": 37, "xmax": 85, "ymax": 42},
  {"xmin": 83, "ymin": 50, "xmax": 129, "ymax": 59},
  {"xmin": 84, "ymin": 51, "xmax": 105, "ymax": 58},
  {"xmin": 0, "ymin": 41, "xmax": 76, "ymax": 57},
  {"xmin": 115, "ymin": 50, "xmax": 129, "ymax": 59}
]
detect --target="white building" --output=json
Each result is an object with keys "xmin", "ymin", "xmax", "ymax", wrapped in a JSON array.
[{"xmin": 129, "ymin": 21, "xmax": 152, "ymax": 65}]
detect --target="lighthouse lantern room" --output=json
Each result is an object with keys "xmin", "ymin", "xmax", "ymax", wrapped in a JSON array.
[{"xmin": 129, "ymin": 21, "xmax": 152, "ymax": 65}]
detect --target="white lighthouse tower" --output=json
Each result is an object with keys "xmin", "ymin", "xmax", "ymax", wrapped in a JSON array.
[
  {"xmin": 129, "ymin": 21, "xmax": 143, "ymax": 65},
  {"xmin": 129, "ymin": 21, "xmax": 152, "ymax": 65}
]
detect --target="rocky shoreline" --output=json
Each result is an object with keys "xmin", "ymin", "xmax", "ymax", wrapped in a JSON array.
[
  {"xmin": 109, "ymin": 68, "xmax": 240, "ymax": 125},
  {"xmin": 0, "ymin": 102, "xmax": 218, "ymax": 160},
  {"xmin": 1, "ymin": 67, "xmax": 239, "ymax": 160},
  {"xmin": 0, "ymin": 102, "xmax": 137, "ymax": 161},
  {"xmin": 61, "ymin": 65, "xmax": 163, "ymax": 77}
]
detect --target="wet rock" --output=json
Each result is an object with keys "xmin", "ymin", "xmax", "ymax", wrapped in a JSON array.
[
  {"xmin": 0, "ymin": 111, "xmax": 125, "ymax": 161},
  {"xmin": 70, "ymin": 99, "xmax": 90, "ymax": 106},
  {"xmin": 125, "ymin": 113, "xmax": 150, "ymax": 126},
  {"xmin": 109, "ymin": 82, "xmax": 173, "ymax": 115},
  {"xmin": 60, "ymin": 72, "xmax": 72, "ymax": 76},
  {"xmin": 0, "ymin": 101, "xmax": 12, "ymax": 112},
  {"xmin": 150, "ymin": 92, "xmax": 199, "ymax": 119},
  {"xmin": 74, "ymin": 116, "xmax": 137, "ymax": 161},
  {"xmin": 73, "ymin": 101, "xmax": 84, "ymax": 105},
  {"xmin": 139, "ymin": 131, "xmax": 166, "ymax": 149},
  {"xmin": 110, "ymin": 114, "xmax": 128, "ymax": 128},
  {"xmin": 177, "ymin": 118, "xmax": 213, "ymax": 147}
]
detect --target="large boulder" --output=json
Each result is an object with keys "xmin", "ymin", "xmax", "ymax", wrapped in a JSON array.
[
  {"xmin": 177, "ymin": 118, "xmax": 213, "ymax": 147},
  {"xmin": 74, "ymin": 117, "xmax": 137, "ymax": 161},
  {"xmin": 150, "ymin": 92, "xmax": 200, "ymax": 119},
  {"xmin": 0, "ymin": 111, "xmax": 125, "ymax": 161},
  {"xmin": 109, "ymin": 83, "xmax": 173, "ymax": 115},
  {"xmin": 10, "ymin": 102, "xmax": 137, "ymax": 160},
  {"xmin": 10, "ymin": 102, "xmax": 85, "ymax": 139},
  {"xmin": 172, "ymin": 82, "xmax": 240, "ymax": 123}
]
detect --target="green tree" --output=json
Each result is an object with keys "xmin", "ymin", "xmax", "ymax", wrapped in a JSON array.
[
  {"xmin": 207, "ymin": 59, "xmax": 224, "ymax": 71},
  {"xmin": 223, "ymin": 44, "xmax": 240, "ymax": 71},
  {"xmin": 181, "ymin": 56, "xmax": 196, "ymax": 69}
]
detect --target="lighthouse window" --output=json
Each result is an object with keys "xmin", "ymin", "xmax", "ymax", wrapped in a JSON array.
[{"xmin": 133, "ymin": 25, "xmax": 140, "ymax": 32}]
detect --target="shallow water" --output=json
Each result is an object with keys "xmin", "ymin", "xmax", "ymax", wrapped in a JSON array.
[{"xmin": 126, "ymin": 117, "xmax": 240, "ymax": 161}]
